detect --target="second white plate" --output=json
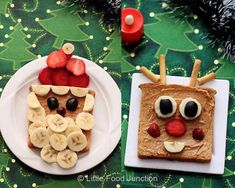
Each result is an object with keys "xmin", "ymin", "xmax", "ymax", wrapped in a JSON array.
[{"xmin": 125, "ymin": 73, "xmax": 229, "ymax": 174}]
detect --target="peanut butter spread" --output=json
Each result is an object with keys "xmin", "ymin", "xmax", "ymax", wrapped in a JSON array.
[{"xmin": 138, "ymin": 83, "xmax": 216, "ymax": 162}]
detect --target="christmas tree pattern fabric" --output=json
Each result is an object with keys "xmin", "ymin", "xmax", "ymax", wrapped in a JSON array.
[
  {"xmin": 0, "ymin": 1, "xmax": 121, "ymax": 188},
  {"xmin": 121, "ymin": 0, "xmax": 235, "ymax": 188}
]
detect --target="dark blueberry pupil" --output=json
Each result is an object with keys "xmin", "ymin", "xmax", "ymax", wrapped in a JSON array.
[
  {"xmin": 47, "ymin": 97, "xmax": 59, "ymax": 110},
  {"xmin": 160, "ymin": 99, "xmax": 173, "ymax": 115},
  {"xmin": 184, "ymin": 101, "xmax": 198, "ymax": 117},
  {"xmin": 66, "ymin": 98, "xmax": 78, "ymax": 111}
]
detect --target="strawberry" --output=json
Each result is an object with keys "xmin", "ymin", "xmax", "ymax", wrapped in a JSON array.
[
  {"xmin": 165, "ymin": 119, "xmax": 186, "ymax": 137},
  {"xmin": 47, "ymin": 51, "xmax": 67, "ymax": 68},
  {"xmin": 38, "ymin": 67, "xmax": 54, "ymax": 85},
  {"xmin": 68, "ymin": 73, "xmax": 90, "ymax": 87},
  {"xmin": 147, "ymin": 123, "xmax": 160, "ymax": 138},
  {"xmin": 192, "ymin": 128, "xmax": 204, "ymax": 140},
  {"xmin": 66, "ymin": 58, "xmax": 86, "ymax": 76},
  {"xmin": 51, "ymin": 68, "xmax": 69, "ymax": 86}
]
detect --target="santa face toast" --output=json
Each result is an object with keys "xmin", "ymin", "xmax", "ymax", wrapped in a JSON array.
[
  {"xmin": 27, "ymin": 85, "xmax": 95, "ymax": 168},
  {"xmin": 138, "ymin": 56, "xmax": 217, "ymax": 162}
]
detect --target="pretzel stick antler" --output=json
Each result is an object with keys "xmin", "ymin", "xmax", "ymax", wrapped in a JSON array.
[
  {"xmin": 139, "ymin": 66, "xmax": 160, "ymax": 83},
  {"xmin": 159, "ymin": 54, "xmax": 166, "ymax": 84},
  {"xmin": 197, "ymin": 72, "xmax": 216, "ymax": 85},
  {"xmin": 189, "ymin": 59, "xmax": 201, "ymax": 87}
]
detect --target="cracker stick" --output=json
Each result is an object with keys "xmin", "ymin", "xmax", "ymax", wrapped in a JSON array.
[
  {"xmin": 189, "ymin": 59, "xmax": 201, "ymax": 87},
  {"xmin": 159, "ymin": 54, "xmax": 166, "ymax": 84},
  {"xmin": 139, "ymin": 66, "xmax": 160, "ymax": 83},
  {"xmin": 197, "ymin": 72, "xmax": 216, "ymax": 85}
]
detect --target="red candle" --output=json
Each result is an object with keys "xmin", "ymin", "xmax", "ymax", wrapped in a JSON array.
[{"xmin": 121, "ymin": 8, "xmax": 144, "ymax": 45}]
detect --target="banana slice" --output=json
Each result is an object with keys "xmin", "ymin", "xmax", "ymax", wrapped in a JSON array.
[
  {"xmin": 83, "ymin": 94, "xmax": 95, "ymax": 112},
  {"xmin": 76, "ymin": 112, "xmax": 95, "ymax": 130},
  {"xmin": 67, "ymin": 131, "xmax": 87, "ymax": 152},
  {"xmin": 47, "ymin": 114, "xmax": 68, "ymax": 133},
  {"xmin": 51, "ymin": 86, "xmax": 70, "ymax": 95},
  {"xmin": 57, "ymin": 149, "xmax": 78, "ymax": 169},
  {"xmin": 163, "ymin": 141, "xmax": 185, "ymax": 153},
  {"xmin": 27, "ymin": 107, "xmax": 46, "ymax": 123},
  {"xmin": 40, "ymin": 144, "xmax": 58, "ymax": 163},
  {"xmin": 27, "ymin": 92, "xmax": 41, "ymax": 108},
  {"xmin": 30, "ymin": 127, "xmax": 49, "ymax": 148},
  {"xmin": 28, "ymin": 121, "xmax": 47, "ymax": 135},
  {"xmin": 65, "ymin": 117, "xmax": 76, "ymax": 127},
  {"xmin": 49, "ymin": 134, "xmax": 67, "ymax": 151},
  {"xmin": 65, "ymin": 125, "xmax": 82, "ymax": 136},
  {"xmin": 70, "ymin": 87, "xmax": 89, "ymax": 97},
  {"xmin": 31, "ymin": 85, "xmax": 51, "ymax": 96},
  {"xmin": 62, "ymin": 43, "xmax": 74, "ymax": 55}
]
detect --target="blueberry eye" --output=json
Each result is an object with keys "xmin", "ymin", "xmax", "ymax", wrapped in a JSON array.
[
  {"xmin": 155, "ymin": 96, "xmax": 177, "ymax": 118},
  {"xmin": 179, "ymin": 98, "xmax": 201, "ymax": 120},
  {"xmin": 47, "ymin": 97, "xmax": 59, "ymax": 110},
  {"xmin": 66, "ymin": 98, "xmax": 78, "ymax": 111}
]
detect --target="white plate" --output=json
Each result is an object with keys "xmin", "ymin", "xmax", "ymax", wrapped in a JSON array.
[
  {"xmin": 0, "ymin": 56, "xmax": 121, "ymax": 175},
  {"xmin": 125, "ymin": 73, "xmax": 229, "ymax": 174}
]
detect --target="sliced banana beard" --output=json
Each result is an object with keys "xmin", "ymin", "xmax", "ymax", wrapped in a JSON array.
[
  {"xmin": 83, "ymin": 94, "xmax": 95, "ymax": 112},
  {"xmin": 27, "ymin": 107, "xmax": 46, "ymax": 123},
  {"xmin": 49, "ymin": 134, "xmax": 67, "ymax": 151},
  {"xmin": 30, "ymin": 127, "xmax": 49, "ymax": 148},
  {"xmin": 40, "ymin": 144, "xmax": 58, "ymax": 163},
  {"xmin": 47, "ymin": 114, "xmax": 68, "ymax": 133},
  {"xmin": 76, "ymin": 112, "xmax": 95, "ymax": 130},
  {"xmin": 163, "ymin": 141, "xmax": 185, "ymax": 153},
  {"xmin": 67, "ymin": 131, "xmax": 87, "ymax": 152},
  {"xmin": 51, "ymin": 86, "xmax": 70, "ymax": 95},
  {"xmin": 65, "ymin": 125, "xmax": 82, "ymax": 137},
  {"xmin": 65, "ymin": 117, "xmax": 76, "ymax": 127},
  {"xmin": 27, "ymin": 92, "xmax": 41, "ymax": 109},
  {"xmin": 31, "ymin": 85, "xmax": 51, "ymax": 96},
  {"xmin": 57, "ymin": 149, "xmax": 78, "ymax": 169},
  {"xmin": 70, "ymin": 87, "xmax": 89, "ymax": 97},
  {"xmin": 28, "ymin": 121, "xmax": 48, "ymax": 135}
]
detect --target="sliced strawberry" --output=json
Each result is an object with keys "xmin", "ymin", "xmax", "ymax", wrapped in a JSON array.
[
  {"xmin": 165, "ymin": 119, "xmax": 186, "ymax": 137},
  {"xmin": 38, "ymin": 67, "xmax": 53, "ymax": 85},
  {"xmin": 66, "ymin": 58, "xmax": 86, "ymax": 76},
  {"xmin": 52, "ymin": 68, "xmax": 69, "ymax": 86},
  {"xmin": 60, "ymin": 48, "xmax": 72, "ymax": 60},
  {"xmin": 47, "ymin": 51, "xmax": 67, "ymax": 68},
  {"xmin": 147, "ymin": 123, "xmax": 160, "ymax": 138},
  {"xmin": 68, "ymin": 73, "xmax": 90, "ymax": 87}
]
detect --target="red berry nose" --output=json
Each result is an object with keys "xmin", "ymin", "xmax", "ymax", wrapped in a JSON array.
[{"xmin": 165, "ymin": 118, "xmax": 186, "ymax": 137}]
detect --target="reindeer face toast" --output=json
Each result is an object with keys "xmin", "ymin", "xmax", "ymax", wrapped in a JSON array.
[
  {"xmin": 27, "ymin": 85, "xmax": 95, "ymax": 168},
  {"xmin": 138, "ymin": 57, "xmax": 216, "ymax": 162}
]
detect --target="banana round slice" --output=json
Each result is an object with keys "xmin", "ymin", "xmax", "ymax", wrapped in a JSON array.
[
  {"xmin": 57, "ymin": 149, "xmax": 78, "ymax": 169},
  {"xmin": 40, "ymin": 144, "xmax": 58, "ymax": 163},
  {"xmin": 30, "ymin": 127, "xmax": 49, "ymax": 148},
  {"xmin": 27, "ymin": 92, "xmax": 41, "ymax": 109},
  {"xmin": 51, "ymin": 86, "xmax": 70, "ymax": 95},
  {"xmin": 70, "ymin": 87, "xmax": 89, "ymax": 97},
  {"xmin": 50, "ymin": 134, "xmax": 67, "ymax": 151},
  {"xmin": 31, "ymin": 85, "xmax": 51, "ymax": 96},
  {"xmin": 67, "ymin": 131, "xmax": 87, "ymax": 152},
  {"xmin": 65, "ymin": 125, "xmax": 82, "ymax": 136},
  {"xmin": 83, "ymin": 94, "xmax": 95, "ymax": 112},
  {"xmin": 65, "ymin": 117, "xmax": 76, "ymax": 127},
  {"xmin": 29, "ymin": 121, "xmax": 47, "ymax": 135},
  {"xmin": 27, "ymin": 107, "xmax": 46, "ymax": 123},
  {"xmin": 47, "ymin": 114, "xmax": 68, "ymax": 133},
  {"xmin": 76, "ymin": 112, "xmax": 95, "ymax": 130}
]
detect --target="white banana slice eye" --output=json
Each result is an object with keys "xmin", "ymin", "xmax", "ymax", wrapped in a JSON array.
[
  {"xmin": 155, "ymin": 96, "xmax": 177, "ymax": 118},
  {"xmin": 179, "ymin": 98, "xmax": 201, "ymax": 120}
]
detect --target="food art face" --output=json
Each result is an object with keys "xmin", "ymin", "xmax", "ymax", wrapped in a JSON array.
[{"xmin": 138, "ymin": 84, "xmax": 216, "ymax": 161}]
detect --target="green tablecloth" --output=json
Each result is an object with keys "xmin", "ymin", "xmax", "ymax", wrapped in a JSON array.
[
  {"xmin": 121, "ymin": 0, "xmax": 235, "ymax": 188},
  {"xmin": 0, "ymin": 1, "xmax": 120, "ymax": 188}
]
